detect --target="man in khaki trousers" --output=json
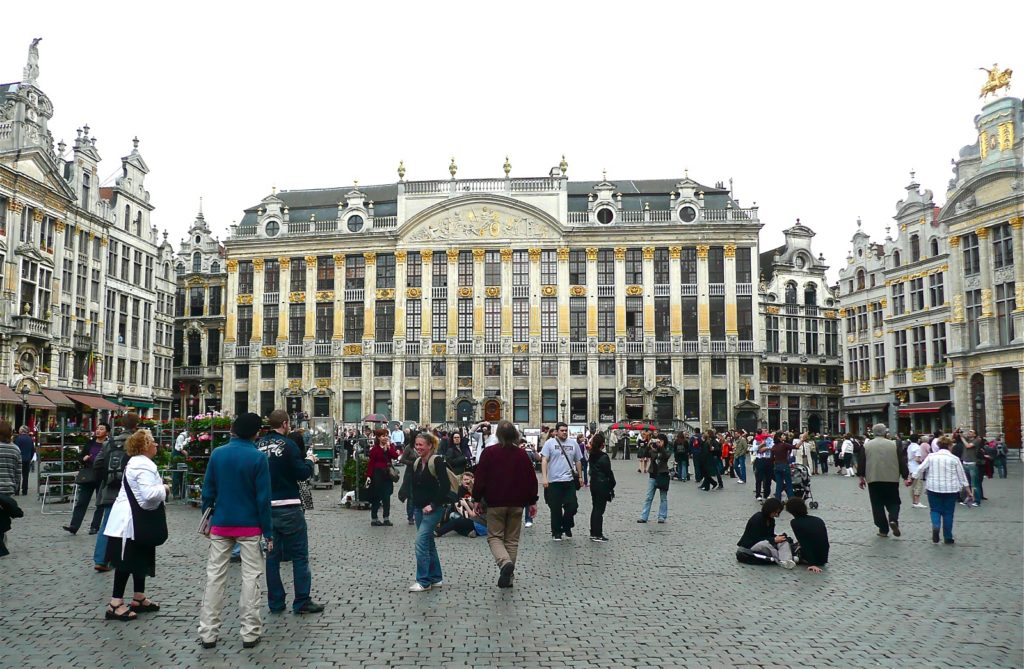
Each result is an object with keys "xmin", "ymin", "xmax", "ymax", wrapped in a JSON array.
[{"xmin": 472, "ymin": 421, "xmax": 540, "ymax": 588}]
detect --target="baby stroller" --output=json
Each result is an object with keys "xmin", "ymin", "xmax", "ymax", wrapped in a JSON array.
[{"xmin": 790, "ymin": 463, "xmax": 818, "ymax": 509}]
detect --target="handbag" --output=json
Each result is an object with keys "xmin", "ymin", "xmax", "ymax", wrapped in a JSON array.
[
  {"xmin": 388, "ymin": 463, "xmax": 401, "ymax": 483},
  {"xmin": 556, "ymin": 440, "xmax": 582, "ymax": 491},
  {"xmin": 298, "ymin": 478, "xmax": 314, "ymax": 510},
  {"xmin": 198, "ymin": 506, "xmax": 214, "ymax": 537},
  {"xmin": 123, "ymin": 477, "xmax": 168, "ymax": 547}
]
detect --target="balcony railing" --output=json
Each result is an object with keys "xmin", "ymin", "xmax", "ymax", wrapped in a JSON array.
[
  {"xmin": 681, "ymin": 284, "xmax": 697, "ymax": 297},
  {"xmin": 512, "ymin": 285, "xmax": 529, "ymax": 298},
  {"xmin": 13, "ymin": 315, "xmax": 50, "ymax": 338},
  {"xmin": 736, "ymin": 283, "xmax": 752, "ymax": 296},
  {"xmin": 597, "ymin": 285, "xmax": 615, "ymax": 298},
  {"xmin": 456, "ymin": 342, "xmax": 473, "ymax": 355},
  {"xmin": 73, "ymin": 333, "xmax": 93, "ymax": 351},
  {"xmin": 235, "ymin": 345, "xmax": 250, "ymax": 359},
  {"xmin": 710, "ymin": 340, "xmax": 727, "ymax": 353},
  {"xmin": 893, "ymin": 371, "xmax": 907, "ymax": 385},
  {"xmin": 432, "ymin": 287, "xmax": 448, "ymax": 300},
  {"xmin": 484, "ymin": 342, "xmax": 501, "ymax": 355},
  {"xmin": 654, "ymin": 284, "xmax": 669, "ymax": 297},
  {"xmin": 179, "ymin": 366, "xmax": 200, "ymax": 377},
  {"xmin": 374, "ymin": 341, "xmax": 394, "ymax": 356},
  {"xmin": 623, "ymin": 340, "xmax": 643, "ymax": 354},
  {"xmin": 654, "ymin": 341, "xmax": 672, "ymax": 353},
  {"xmin": 682, "ymin": 340, "xmax": 699, "ymax": 353},
  {"xmin": 738, "ymin": 340, "xmax": 754, "ymax": 352},
  {"xmin": 287, "ymin": 344, "xmax": 304, "ymax": 357},
  {"xmin": 314, "ymin": 342, "xmax": 332, "ymax": 356},
  {"xmin": 264, "ymin": 292, "xmax": 279, "ymax": 304},
  {"xmin": 569, "ymin": 341, "xmax": 587, "ymax": 355},
  {"xmin": 709, "ymin": 283, "xmax": 725, "ymax": 296},
  {"xmin": 373, "ymin": 216, "xmax": 398, "ymax": 230},
  {"xmin": 344, "ymin": 288, "xmax": 364, "ymax": 302},
  {"xmin": 540, "ymin": 341, "xmax": 558, "ymax": 354},
  {"xmin": 406, "ymin": 342, "xmax": 421, "ymax": 356}
]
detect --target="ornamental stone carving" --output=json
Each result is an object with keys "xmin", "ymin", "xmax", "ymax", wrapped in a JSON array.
[
  {"xmin": 556, "ymin": 247, "xmax": 569, "ymax": 262},
  {"xmin": 253, "ymin": 258, "xmax": 264, "ymax": 272},
  {"xmin": 395, "ymin": 250, "xmax": 407, "ymax": 263},
  {"xmin": 280, "ymin": 257, "xmax": 291, "ymax": 269},
  {"xmin": 261, "ymin": 346, "xmax": 277, "ymax": 357},
  {"xmin": 376, "ymin": 288, "xmax": 396, "ymax": 300},
  {"xmin": 512, "ymin": 343, "xmax": 529, "ymax": 354},
  {"xmin": 343, "ymin": 344, "xmax": 363, "ymax": 356},
  {"xmin": 54, "ymin": 220, "xmax": 65, "ymax": 232},
  {"xmin": 446, "ymin": 249, "xmax": 460, "ymax": 262},
  {"xmin": 696, "ymin": 245, "xmax": 709, "ymax": 259},
  {"xmin": 362, "ymin": 252, "xmax": 374, "ymax": 265},
  {"xmin": 407, "ymin": 287, "xmax": 422, "ymax": 299},
  {"xmin": 541, "ymin": 285, "xmax": 556, "ymax": 297},
  {"xmin": 824, "ymin": 310, "xmax": 836, "ymax": 318},
  {"xmin": 485, "ymin": 286, "xmax": 500, "ymax": 298},
  {"xmin": 421, "ymin": 250, "xmax": 433, "ymax": 263},
  {"xmin": 431, "ymin": 343, "xmax": 447, "ymax": 355},
  {"xmin": 406, "ymin": 205, "xmax": 557, "ymax": 243},
  {"xmin": 315, "ymin": 291, "xmax": 334, "ymax": 302},
  {"xmin": 766, "ymin": 306, "xmax": 780, "ymax": 314},
  {"xmin": 668, "ymin": 246, "xmax": 681, "ymax": 259},
  {"xmin": 597, "ymin": 343, "xmax": 616, "ymax": 354},
  {"xmin": 237, "ymin": 294, "xmax": 253, "ymax": 305},
  {"xmin": 586, "ymin": 247, "xmax": 598, "ymax": 261},
  {"xmin": 724, "ymin": 244, "xmax": 736, "ymax": 258},
  {"xmin": 226, "ymin": 259, "xmax": 238, "ymax": 272},
  {"xmin": 976, "ymin": 227, "xmax": 989, "ymax": 239},
  {"xmin": 949, "ymin": 236, "xmax": 960, "ymax": 247},
  {"xmin": 472, "ymin": 248, "xmax": 485, "ymax": 261},
  {"xmin": 457, "ymin": 287, "xmax": 472, "ymax": 298},
  {"xmin": 981, "ymin": 288, "xmax": 993, "ymax": 317},
  {"xmin": 613, "ymin": 247, "xmax": 626, "ymax": 261},
  {"xmin": 289, "ymin": 292, "xmax": 306, "ymax": 303},
  {"xmin": 625, "ymin": 285, "xmax": 643, "ymax": 296},
  {"xmin": 500, "ymin": 248, "xmax": 513, "ymax": 262},
  {"xmin": 569, "ymin": 285, "xmax": 586, "ymax": 297},
  {"xmin": 528, "ymin": 248, "xmax": 542, "ymax": 261},
  {"xmin": 641, "ymin": 247, "xmax": 654, "ymax": 260},
  {"xmin": 305, "ymin": 255, "xmax": 317, "ymax": 267}
]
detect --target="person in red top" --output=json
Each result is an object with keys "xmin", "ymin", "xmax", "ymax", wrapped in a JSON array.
[
  {"xmin": 771, "ymin": 431, "xmax": 797, "ymax": 501},
  {"xmin": 472, "ymin": 421, "xmax": 539, "ymax": 588},
  {"xmin": 366, "ymin": 429, "xmax": 401, "ymax": 527}
]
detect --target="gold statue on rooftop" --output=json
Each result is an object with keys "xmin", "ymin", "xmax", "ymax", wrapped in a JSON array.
[{"xmin": 979, "ymin": 63, "xmax": 1012, "ymax": 99}]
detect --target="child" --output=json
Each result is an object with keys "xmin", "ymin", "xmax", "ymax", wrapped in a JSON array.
[{"xmin": 785, "ymin": 497, "xmax": 829, "ymax": 573}]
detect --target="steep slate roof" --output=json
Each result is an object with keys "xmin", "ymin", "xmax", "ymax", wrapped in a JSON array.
[{"xmin": 759, "ymin": 244, "xmax": 786, "ymax": 280}]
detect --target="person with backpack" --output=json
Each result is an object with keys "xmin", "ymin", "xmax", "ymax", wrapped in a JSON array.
[
  {"xmin": 472, "ymin": 421, "xmax": 538, "ymax": 588},
  {"xmin": 672, "ymin": 432, "xmax": 690, "ymax": 482},
  {"xmin": 398, "ymin": 432, "xmax": 454, "ymax": 592},
  {"xmin": 92, "ymin": 413, "xmax": 140, "ymax": 572}
]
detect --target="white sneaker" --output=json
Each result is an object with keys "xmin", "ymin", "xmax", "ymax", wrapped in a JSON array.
[
  {"xmin": 912, "ymin": 503, "xmax": 927, "ymax": 509},
  {"xmin": 736, "ymin": 480, "xmax": 745, "ymax": 484},
  {"xmin": 524, "ymin": 521, "xmax": 533, "ymax": 528},
  {"xmin": 780, "ymin": 560, "xmax": 796, "ymax": 570},
  {"xmin": 408, "ymin": 582, "xmax": 432, "ymax": 592},
  {"xmin": 432, "ymin": 581, "xmax": 443, "ymax": 588}
]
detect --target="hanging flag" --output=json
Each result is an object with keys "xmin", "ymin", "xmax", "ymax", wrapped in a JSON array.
[{"xmin": 86, "ymin": 351, "xmax": 96, "ymax": 386}]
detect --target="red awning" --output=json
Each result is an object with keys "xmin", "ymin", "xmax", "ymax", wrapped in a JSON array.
[
  {"xmin": 0, "ymin": 385, "xmax": 22, "ymax": 404},
  {"xmin": 25, "ymin": 393, "xmax": 57, "ymax": 410},
  {"xmin": 898, "ymin": 401, "xmax": 951, "ymax": 415},
  {"xmin": 65, "ymin": 392, "xmax": 120, "ymax": 411},
  {"xmin": 0, "ymin": 386, "xmax": 57, "ymax": 409},
  {"xmin": 41, "ymin": 389, "xmax": 76, "ymax": 408}
]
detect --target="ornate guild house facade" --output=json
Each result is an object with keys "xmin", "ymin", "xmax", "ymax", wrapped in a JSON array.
[{"xmin": 222, "ymin": 161, "xmax": 764, "ymax": 430}]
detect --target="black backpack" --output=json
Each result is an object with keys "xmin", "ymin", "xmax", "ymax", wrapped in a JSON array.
[{"xmin": 105, "ymin": 447, "xmax": 129, "ymax": 488}]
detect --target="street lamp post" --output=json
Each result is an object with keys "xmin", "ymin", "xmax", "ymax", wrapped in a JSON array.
[
  {"xmin": 20, "ymin": 386, "xmax": 30, "ymax": 430},
  {"xmin": 560, "ymin": 399, "xmax": 567, "ymax": 423}
]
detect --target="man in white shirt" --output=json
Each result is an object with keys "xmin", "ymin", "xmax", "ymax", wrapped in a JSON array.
[
  {"xmin": 906, "ymin": 437, "xmax": 927, "ymax": 508},
  {"xmin": 841, "ymin": 437, "xmax": 855, "ymax": 476}
]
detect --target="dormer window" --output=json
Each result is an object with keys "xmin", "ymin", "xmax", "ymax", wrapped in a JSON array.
[
  {"xmin": 596, "ymin": 207, "xmax": 614, "ymax": 225},
  {"xmin": 265, "ymin": 220, "xmax": 280, "ymax": 237},
  {"xmin": 679, "ymin": 205, "xmax": 697, "ymax": 223},
  {"xmin": 910, "ymin": 234, "xmax": 920, "ymax": 263},
  {"xmin": 929, "ymin": 237, "xmax": 939, "ymax": 256},
  {"xmin": 81, "ymin": 172, "xmax": 91, "ymax": 209},
  {"xmin": 856, "ymin": 270, "xmax": 865, "ymax": 291},
  {"xmin": 192, "ymin": 252, "xmax": 202, "ymax": 273},
  {"xmin": 892, "ymin": 250, "xmax": 901, "ymax": 267},
  {"xmin": 347, "ymin": 214, "xmax": 365, "ymax": 233}
]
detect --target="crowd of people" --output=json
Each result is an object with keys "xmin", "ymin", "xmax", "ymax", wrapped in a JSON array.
[{"xmin": 0, "ymin": 410, "xmax": 1012, "ymax": 649}]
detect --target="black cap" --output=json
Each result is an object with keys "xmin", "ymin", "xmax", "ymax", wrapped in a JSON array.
[{"xmin": 232, "ymin": 412, "xmax": 262, "ymax": 440}]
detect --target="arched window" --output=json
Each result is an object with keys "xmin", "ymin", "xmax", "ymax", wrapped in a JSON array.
[
  {"xmin": 123, "ymin": 204, "xmax": 131, "ymax": 231},
  {"xmin": 804, "ymin": 284, "xmax": 817, "ymax": 306},
  {"xmin": 192, "ymin": 252, "xmax": 202, "ymax": 273},
  {"xmin": 892, "ymin": 250, "xmax": 901, "ymax": 267},
  {"xmin": 929, "ymin": 238, "xmax": 939, "ymax": 256},
  {"xmin": 176, "ymin": 262, "xmax": 185, "ymax": 275},
  {"xmin": 187, "ymin": 331, "xmax": 202, "ymax": 367},
  {"xmin": 210, "ymin": 261, "xmax": 220, "ymax": 274},
  {"xmin": 856, "ymin": 270, "xmax": 866, "ymax": 291},
  {"xmin": 910, "ymin": 234, "xmax": 920, "ymax": 263},
  {"xmin": 135, "ymin": 212, "xmax": 143, "ymax": 237},
  {"xmin": 784, "ymin": 281, "xmax": 797, "ymax": 304}
]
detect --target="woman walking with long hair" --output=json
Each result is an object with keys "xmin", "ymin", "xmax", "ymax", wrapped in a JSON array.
[
  {"xmin": 398, "ymin": 432, "xmax": 453, "ymax": 592},
  {"xmin": 366, "ymin": 429, "xmax": 401, "ymax": 527},
  {"xmin": 588, "ymin": 433, "xmax": 615, "ymax": 541}
]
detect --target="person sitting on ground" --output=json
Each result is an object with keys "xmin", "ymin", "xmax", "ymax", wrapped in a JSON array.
[
  {"xmin": 737, "ymin": 498, "xmax": 795, "ymax": 569},
  {"xmin": 435, "ymin": 472, "xmax": 486, "ymax": 538},
  {"xmin": 785, "ymin": 497, "xmax": 829, "ymax": 573}
]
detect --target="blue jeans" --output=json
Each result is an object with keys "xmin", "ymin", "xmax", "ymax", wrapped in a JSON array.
[
  {"xmin": 639, "ymin": 478, "xmax": 668, "ymax": 521},
  {"xmin": 266, "ymin": 506, "xmax": 312, "ymax": 612},
  {"xmin": 413, "ymin": 507, "xmax": 444, "ymax": 587},
  {"xmin": 581, "ymin": 460, "xmax": 589, "ymax": 485},
  {"xmin": 676, "ymin": 460, "xmax": 689, "ymax": 481},
  {"xmin": 773, "ymin": 464, "xmax": 794, "ymax": 500},
  {"xmin": 927, "ymin": 490, "xmax": 958, "ymax": 541},
  {"xmin": 524, "ymin": 506, "xmax": 534, "ymax": 523},
  {"xmin": 734, "ymin": 455, "xmax": 747, "ymax": 482},
  {"xmin": 93, "ymin": 506, "xmax": 111, "ymax": 565},
  {"xmin": 965, "ymin": 464, "xmax": 982, "ymax": 503}
]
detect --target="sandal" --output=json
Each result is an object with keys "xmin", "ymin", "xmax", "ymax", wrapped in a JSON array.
[
  {"xmin": 131, "ymin": 596, "xmax": 160, "ymax": 612},
  {"xmin": 105, "ymin": 603, "xmax": 137, "ymax": 621}
]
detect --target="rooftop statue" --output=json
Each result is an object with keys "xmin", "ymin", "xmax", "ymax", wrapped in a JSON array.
[
  {"xmin": 23, "ymin": 38, "xmax": 41, "ymax": 85},
  {"xmin": 979, "ymin": 63, "xmax": 1012, "ymax": 100}
]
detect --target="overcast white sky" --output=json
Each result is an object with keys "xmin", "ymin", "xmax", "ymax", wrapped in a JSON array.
[{"xmin": 4, "ymin": 2, "xmax": 1021, "ymax": 280}]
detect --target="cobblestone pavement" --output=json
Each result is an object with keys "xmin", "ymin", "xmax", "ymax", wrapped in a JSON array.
[{"xmin": 2, "ymin": 461, "xmax": 1021, "ymax": 669}]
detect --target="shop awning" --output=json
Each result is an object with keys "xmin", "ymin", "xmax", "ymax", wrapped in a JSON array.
[
  {"xmin": 0, "ymin": 385, "xmax": 22, "ymax": 404},
  {"xmin": 898, "ymin": 401, "xmax": 951, "ymax": 416},
  {"xmin": 119, "ymin": 398, "xmax": 155, "ymax": 409},
  {"xmin": 844, "ymin": 403, "xmax": 890, "ymax": 415},
  {"xmin": 41, "ymin": 389, "xmax": 76, "ymax": 408},
  {"xmin": 24, "ymin": 393, "xmax": 57, "ymax": 410},
  {"xmin": 65, "ymin": 392, "xmax": 120, "ymax": 411}
]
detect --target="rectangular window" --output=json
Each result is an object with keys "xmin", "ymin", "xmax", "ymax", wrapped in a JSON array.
[
  {"xmin": 962, "ymin": 233, "xmax": 980, "ymax": 276},
  {"xmin": 238, "ymin": 261, "xmax": 253, "ymax": 294},
  {"xmin": 289, "ymin": 304, "xmax": 305, "ymax": 345},
  {"xmin": 598, "ymin": 297, "xmax": 615, "ymax": 342},
  {"xmin": 484, "ymin": 360, "xmax": 500, "ymax": 376},
  {"xmin": 458, "ymin": 250, "xmax": 473, "ymax": 287},
  {"xmin": 871, "ymin": 302, "xmax": 883, "ymax": 329},
  {"xmin": 315, "ymin": 303, "xmax": 333, "ymax": 342},
  {"xmin": 682, "ymin": 297, "xmax": 698, "ymax": 341},
  {"xmin": 405, "ymin": 390, "xmax": 420, "ymax": 423},
  {"xmin": 406, "ymin": 252, "xmax": 422, "ymax": 288},
  {"xmin": 375, "ymin": 301, "xmax": 395, "ymax": 342},
  {"xmin": 344, "ymin": 303, "xmax": 363, "ymax": 343},
  {"xmin": 570, "ymin": 359, "xmax": 587, "ymax": 376},
  {"xmin": 344, "ymin": 255, "xmax": 363, "ymax": 289},
  {"xmin": 893, "ymin": 330, "xmax": 908, "ymax": 369},
  {"xmin": 910, "ymin": 278, "xmax": 925, "ymax": 311},
  {"xmin": 190, "ymin": 286, "xmax": 205, "ymax": 317},
  {"xmin": 928, "ymin": 273, "xmax": 944, "ymax": 308},
  {"xmin": 653, "ymin": 248, "xmax": 669, "ymax": 285},
  {"xmin": 485, "ymin": 298, "xmax": 500, "ymax": 342},
  {"xmin": 541, "ymin": 389, "xmax": 558, "ymax": 423},
  {"xmin": 737, "ymin": 296, "xmax": 753, "ymax": 341},
  {"xmin": 433, "ymin": 251, "xmax": 447, "ymax": 287},
  {"xmin": 711, "ymin": 389, "xmax": 728, "ymax": 424},
  {"xmin": 263, "ymin": 305, "xmax": 279, "ymax": 344},
  {"xmin": 512, "ymin": 250, "xmax": 528, "ymax": 286},
  {"xmin": 568, "ymin": 297, "xmax": 586, "ymax": 342},
  {"xmin": 405, "ymin": 360, "xmax": 420, "ymax": 377},
  {"xmin": 932, "ymin": 323, "xmax": 947, "ymax": 365},
  {"xmin": 891, "ymin": 282, "xmax": 905, "ymax": 315},
  {"xmin": 786, "ymin": 366, "xmax": 799, "ymax": 385},
  {"xmin": 785, "ymin": 316, "xmax": 799, "ymax": 353},
  {"xmin": 684, "ymin": 389, "xmax": 700, "ymax": 421},
  {"xmin": 314, "ymin": 361, "xmax": 332, "ymax": 378},
  {"xmin": 343, "ymin": 361, "xmax": 362, "ymax": 377},
  {"xmin": 655, "ymin": 358, "xmax": 671, "ymax": 375},
  {"xmin": 261, "ymin": 363, "xmax": 276, "ymax": 380},
  {"xmin": 804, "ymin": 318, "xmax": 818, "ymax": 355},
  {"xmin": 625, "ymin": 296, "xmax": 643, "ymax": 341},
  {"xmin": 739, "ymin": 358, "xmax": 754, "ymax": 375},
  {"xmin": 570, "ymin": 390, "xmax": 587, "ymax": 423},
  {"xmin": 406, "ymin": 299, "xmax": 421, "ymax": 342},
  {"xmin": 540, "ymin": 250, "xmax": 557, "ymax": 285},
  {"xmin": 710, "ymin": 296, "xmax": 726, "ymax": 341},
  {"xmin": 512, "ymin": 359, "xmax": 529, "ymax": 376},
  {"xmin": 626, "ymin": 358, "xmax": 643, "ymax": 377},
  {"xmin": 654, "ymin": 297, "xmax": 670, "ymax": 341},
  {"xmin": 431, "ymin": 360, "xmax": 445, "ymax": 377},
  {"xmin": 540, "ymin": 359, "xmax": 557, "ymax": 377},
  {"xmin": 431, "ymin": 390, "xmax": 446, "ymax": 423},
  {"xmin": 597, "ymin": 249, "xmax": 614, "ymax": 285},
  {"xmin": 457, "ymin": 298, "xmax": 473, "ymax": 342},
  {"xmin": 316, "ymin": 255, "xmax": 335, "ymax": 291},
  {"xmin": 376, "ymin": 253, "xmax": 395, "ymax": 289},
  {"xmin": 291, "ymin": 257, "xmax": 307, "ymax": 292},
  {"xmin": 996, "ymin": 282, "xmax": 1016, "ymax": 345},
  {"xmin": 237, "ymin": 305, "xmax": 253, "ymax": 343},
  {"xmin": 735, "ymin": 247, "xmax": 752, "ymax": 283},
  {"xmin": 912, "ymin": 325, "xmax": 927, "ymax": 368},
  {"xmin": 569, "ymin": 250, "xmax": 586, "ymax": 285},
  {"xmin": 711, "ymin": 358, "xmax": 727, "ymax": 376},
  {"xmin": 343, "ymin": 392, "xmax": 361, "ymax": 422},
  {"xmin": 825, "ymin": 319, "xmax": 838, "ymax": 357},
  {"xmin": 680, "ymin": 248, "xmax": 697, "ymax": 285},
  {"xmin": 624, "ymin": 248, "xmax": 642, "ymax": 284},
  {"xmin": 598, "ymin": 359, "xmax": 615, "ymax": 376},
  {"xmin": 992, "ymin": 223, "xmax": 1014, "ymax": 269},
  {"xmin": 541, "ymin": 297, "xmax": 557, "ymax": 342},
  {"xmin": 965, "ymin": 289, "xmax": 982, "ymax": 348},
  {"xmin": 432, "ymin": 299, "xmax": 447, "ymax": 342},
  {"xmin": 374, "ymin": 361, "xmax": 393, "ymax": 377},
  {"xmin": 484, "ymin": 250, "xmax": 501, "ymax": 286},
  {"xmin": 707, "ymin": 247, "xmax": 725, "ymax": 284},
  {"xmin": 513, "ymin": 390, "xmax": 529, "ymax": 423},
  {"xmin": 264, "ymin": 259, "xmax": 280, "ymax": 293},
  {"xmin": 287, "ymin": 363, "xmax": 302, "ymax": 379},
  {"xmin": 458, "ymin": 360, "xmax": 472, "ymax": 377},
  {"xmin": 856, "ymin": 305, "xmax": 868, "ymax": 333},
  {"xmin": 235, "ymin": 391, "xmax": 248, "ymax": 417},
  {"xmin": 512, "ymin": 299, "xmax": 529, "ymax": 342}
]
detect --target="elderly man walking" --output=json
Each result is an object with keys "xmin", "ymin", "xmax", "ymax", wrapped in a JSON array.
[{"xmin": 857, "ymin": 424, "xmax": 909, "ymax": 538}]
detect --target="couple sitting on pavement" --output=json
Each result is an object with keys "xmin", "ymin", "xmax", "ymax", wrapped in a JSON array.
[
  {"xmin": 737, "ymin": 497, "xmax": 830, "ymax": 573},
  {"xmin": 435, "ymin": 472, "xmax": 487, "ymax": 538}
]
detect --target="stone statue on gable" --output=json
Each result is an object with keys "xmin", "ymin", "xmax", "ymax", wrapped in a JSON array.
[{"xmin": 23, "ymin": 38, "xmax": 41, "ymax": 85}]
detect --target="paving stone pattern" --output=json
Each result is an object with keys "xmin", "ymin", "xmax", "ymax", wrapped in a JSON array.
[{"xmin": 2, "ymin": 462, "xmax": 1021, "ymax": 668}]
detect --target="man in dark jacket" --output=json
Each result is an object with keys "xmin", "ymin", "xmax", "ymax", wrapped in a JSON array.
[
  {"xmin": 91, "ymin": 413, "xmax": 139, "ymax": 571},
  {"xmin": 14, "ymin": 426, "xmax": 34, "ymax": 496},
  {"xmin": 256, "ymin": 409, "xmax": 323, "ymax": 615}
]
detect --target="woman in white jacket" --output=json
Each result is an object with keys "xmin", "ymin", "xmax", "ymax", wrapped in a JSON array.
[{"xmin": 102, "ymin": 429, "xmax": 169, "ymax": 621}]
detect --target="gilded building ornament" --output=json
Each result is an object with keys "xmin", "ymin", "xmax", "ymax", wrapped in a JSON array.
[
  {"xmin": 407, "ymin": 287, "xmax": 422, "ymax": 299},
  {"xmin": 226, "ymin": 259, "xmax": 238, "ymax": 272},
  {"xmin": 1009, "ymin": 216, "xmax": 1023, "ymax": 229},
  {"xmin": 879, "ymin": 298, "xmax": 888, "ymax": 308},
  {"xmin": 1014, "ymin": 285, "xmax": 1024, "ymax": 312},
  {"xmin": 315, "ymin": 290, "xmax": 335, "ymax": 302},
  {"xmin": 289, "ymin": 291, "xmax": 306, "ymax": 303},
  {"xmin": 472, "ymin": 248, "xmax": 485, "ymax": 261},
  {"xmin": 457, "ymin": 287, "xmax": 473, "ymax": 298},
  {"xmin": 361, "ymin": 253, "xmax": 374, "ymax": 265},
  {"xmin": 951, "ymin": 294, "xmax": 964, "ymax": 322},
  {"xmin": 343, "ymin": 344, "xmax": 363, "ymax": 356},
  {"xmin": 766, "ymin": 306, "xmax": 780, "ymax": 315},
  {"xmin": 585, "ymin": 247, "xmax": 599, "ymax": 261},
  {"xmin": 54, "ymin": 221, "xmax": 65, "ymax": 233},
  {"xmin": 976, "ymin": 227, "xmax": 990, "ymax": 239},
  {"xmin": 376, "ymin": 288, "xmax": 396, "ymax": 300},
  {"xmin": 696, "ymin": 245, "xmax": 709, "ymax": 259},
  {"xmin": 541, "ymin": 285, "xmax": 556, "ymax": 297},
  {"xmin": 288, "ymin": 379, "xmax": 302, "ymax": 391},
  {"xmin": 949, "ymin": 235, "xmax": 960, "ymax": 247},
  {"xmin": 912, "ymin": 369, "xmax": 926, "ymax": 383},
  {"xmin": 837, "ymin": 308, "xmax": 846, "ymax": 317},
  {"xmin": 100, "ymin": 238, "xmax": 108, "ymax": 246},
  {"xmin": 569, "ymin": 285, "xmax": 586, "ymax": 297},
  {"xmin": 997, "ymin": 121, "xmax": 1014, "ymax": 151},
  {"xmin": 823, "ymin": 310, "xmax": 836, "ymax": 318},
  {"xmin": 237, "ymin": 294, "xmax": 253, "ymax": 305},
  {"xmin": 458, "ymin": 378, "xmax": 473, "ymax": 388},
  {"xmin": 625, "ymin": 285, "xmax": 643, "ymax": 296},
  {"xmin": 899, "ymin": 223, "xmax": 907, "ymax": 232},
  {"xmin": 597, "ymin": 343, "xmax": 616, "ymax": 354},
  {"xmin": 859, "ymin": 381, "xmax": 870, "ymax": 393},
  {"xmin": 556, "ymin": 247, "xmax": 569, "ymax": 262},
  {"xmin": 668, "ymin": 246, "xmax": 681, "ymax": 260},
  {"xmin": 613, "ymin": 247, "xmax": 626, "ymax": 261},
  {"xmin": 446, "ymin": 249, "xmax": 460, "ymax": 262},
  {"xmin": 641, "ymin": 247, "xmax": 654, "ymax": 261},
  {"xmin": 485, "ymin": 286, "xmax": 501, "ymax": 298},
  {"xmin": 724, "ymin": 244, "xmax": 737, "ymax": 259},
  {"xmin": 848, "ymin": 335, "xmax": 856, "ymax": 344},
  {"xmin": 500, "ymin": 248, "xmax": 513, "ymax": 262},
  {"xmin": 303, "ymin": 255, "xmax": 316, "ymax": 267},
  {"xmin": 980, "ymin": 288, "xmax": 993, "ymax": 317},
  {"xmin": 279, "ymin": 257, "xmax": 291, "ymax": 269},
  {"xmin": 261, "ymin": 346, "xmax": 277, "ymax": 358},
  {"xmin": 32, "ymin": 210, "xmax": 44, "ymax": 223},
  {"xmin": 512, "ymin": 343, "xmax": 529, "ymax": 354},
  {"xmin": 253, "ymin": 257, "xmax": 264, "ymax": 272},
  {"xmin": 431, "ymin": 343, "xmax": 447, "ymax": 355},
  {"xmin": 421, "ymin": 250, "xmax": 433, "ymax": 263},
  {"xmin": 395, "ymin": 250, "xmax": 407, "ymax": 263},
  {"xmin": 528, "ymin": 248, "xmax": 542, "ymax": 262},
  {"xmin": 979, "ymin": 64, "xmax": 1012, "ymax": 99},
  {"xmin": 315, "ymin": 378, "xmax": 330, "ymax": 389}
]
